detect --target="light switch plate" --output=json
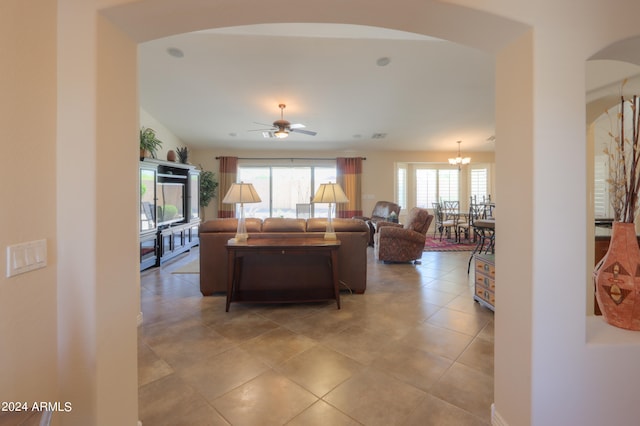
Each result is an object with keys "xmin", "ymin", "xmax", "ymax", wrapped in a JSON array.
[{"xmin": 6, "ymin": 239, "xmax": 47, "ymax": 278}]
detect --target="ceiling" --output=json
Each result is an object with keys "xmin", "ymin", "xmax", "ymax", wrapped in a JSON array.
[
  {"xmin": 138, "ymin": 23, "xmax": 497, "ymax": 153},
  {"xmin": 138, "ymin": 23, "xmax": 640, "ymax": 154}
]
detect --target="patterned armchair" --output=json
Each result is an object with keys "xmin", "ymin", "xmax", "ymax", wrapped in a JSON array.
[{"xmin": 374, "ymin": 207, "xmax": 434, "ymax": 263}]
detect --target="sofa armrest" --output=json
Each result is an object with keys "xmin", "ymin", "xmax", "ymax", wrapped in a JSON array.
[{"xmin": 375, "ymin": 221, "xmax": 403, "ymax": 230}]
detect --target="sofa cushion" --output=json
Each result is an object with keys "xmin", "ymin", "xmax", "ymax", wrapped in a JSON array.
[
  {"xmin": 307, "ymin": 218, "xmax": 369, "ymax": 232},
  {"xmin": 200, "ymin": 218, "xmax": 262, "ymax": 233},
  {"xmin": 262, "ymin": 218, "xmax": 307, "ymax": 232}
]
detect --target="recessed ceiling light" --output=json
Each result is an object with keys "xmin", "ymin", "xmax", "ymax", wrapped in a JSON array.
[
  {"xmin": 376, "ymin": 57, "xmax": 391, "ymax": 67},
  {"xmin": 353, "ymin": 134, "xmax": 362, "ymax": 139},
  {"xmin": 229, "ymin": 132, "xmax": 237, "ymax": 137},
  {"xmin": 166, "ymin": 47, "xmax": 184, "ymax": 58},
  {"xmin": 371, "ymin": 133, "xmax": 387, "ymax": 139}
]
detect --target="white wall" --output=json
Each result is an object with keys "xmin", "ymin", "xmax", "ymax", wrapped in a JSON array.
[
  {"xmin": 0, "ymin": 0, "xmax": 58, "ymax": 404},
  {"xmin": 56, "ymin": 2, "xmax": 140, "ymax": 424},
  {"xmin": 140, "ymin": 108, "xmax": 186, "ymax": 161}
]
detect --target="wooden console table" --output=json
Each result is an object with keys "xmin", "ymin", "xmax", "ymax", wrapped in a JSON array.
[{"xmin": 225, "ymin": 238, "xmax": 341, "ymax": 311}]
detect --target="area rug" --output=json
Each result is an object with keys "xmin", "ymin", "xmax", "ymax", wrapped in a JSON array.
[
  {"xmin": 424, "ymin": 236, "xmax": 477, "ymax": 252},
  {"xmin": 171, "ymin": 259, "xmax": 199, "ymax": 274}
]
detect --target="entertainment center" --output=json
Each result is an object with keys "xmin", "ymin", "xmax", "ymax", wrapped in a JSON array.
[{"xmin": 139, "ymin": 159, "xmax": 201, "ymax": 270}]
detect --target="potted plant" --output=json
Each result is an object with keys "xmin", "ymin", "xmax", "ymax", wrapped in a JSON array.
[
  {"xmin": 139, "ymin": 127, "xmax": 163, "ymax": 160},
  {"xmin": 176, "ymin": 146, "xmax": 189, "ymax": 164},
  {"xmin": 199, "ymin": 169, "xmax": 219, "ymax": 221}
]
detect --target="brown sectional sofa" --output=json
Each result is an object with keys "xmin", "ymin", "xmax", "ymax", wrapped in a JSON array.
[{"xmin": 199, "ymin": 217, "xmax": 370, "ymax": 296}]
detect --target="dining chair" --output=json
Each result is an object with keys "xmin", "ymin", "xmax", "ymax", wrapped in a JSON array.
[
  {"xmin": 432, "ymin": 202, "xmax": 456, "ymax": 241},
  {"xmin": 457, "ymin": 202, "xmax": 485, "ymax": 242}
]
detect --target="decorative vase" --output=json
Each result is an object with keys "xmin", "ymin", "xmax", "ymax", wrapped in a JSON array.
[
  {"xmin": 167, "ymin": 150, "xmax": 176, "ymax": 162},
  {"xmin": 594, "ymin": 221, "xmax": 640, "ymax": 330}
]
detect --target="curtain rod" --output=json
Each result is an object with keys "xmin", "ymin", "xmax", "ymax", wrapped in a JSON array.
[{"xmin": 215, "ymin": 157, "xmax": 366, "ymax": 160}]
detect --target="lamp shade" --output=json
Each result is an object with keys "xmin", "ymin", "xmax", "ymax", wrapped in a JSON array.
[
  {"xmin": 312, "ymin": 183, "xmax": 349, "ymax": 204},
  {"xmin": 312, "ymin": 183, "xmax": 348, "ymax": 240},
  {"xmin": 221, "ymin": 182, "xmax": 261, "ymax": 243},
  {"xmin": 222, "ymin": 182, "xmax": 262, "ymax": 204}
]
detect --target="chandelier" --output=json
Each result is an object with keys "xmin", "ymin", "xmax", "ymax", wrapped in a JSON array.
[{"xmin": 448, "ymin": 140, "xmax": 471, "ymax": 170}]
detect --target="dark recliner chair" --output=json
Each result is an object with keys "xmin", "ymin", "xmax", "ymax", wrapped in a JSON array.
[{"xmin": 354, "ymin": 201, "xmax": 401, "ymax": 246}]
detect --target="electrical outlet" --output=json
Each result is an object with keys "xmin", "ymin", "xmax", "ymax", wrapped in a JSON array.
[{"xmin": 6, "ymin": 239, "xmax": 47, "ymax": 278}]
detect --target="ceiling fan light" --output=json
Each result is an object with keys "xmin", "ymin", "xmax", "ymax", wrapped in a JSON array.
[{"xmin": 274, "ymin": 130, "xmax": 288, "ymax": 139}]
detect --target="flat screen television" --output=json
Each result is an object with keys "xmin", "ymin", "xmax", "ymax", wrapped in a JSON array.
[{"xmin": 156, "ymin": 182, "xmax": 185, "ymax": 226}]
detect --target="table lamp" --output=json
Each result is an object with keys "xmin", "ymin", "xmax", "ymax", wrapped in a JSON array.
[
  {"xmin": 222, "ymin": 182, "xmax": 261, "ymax": 242},
  {"xmin": 312, "ymin": 182, "xmax": 349, "ymax": 240}
]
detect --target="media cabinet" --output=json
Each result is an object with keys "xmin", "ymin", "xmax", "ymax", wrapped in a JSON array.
[{"xmin": 139, "ymin": 159, "xmax": 201, "ymax": 270}]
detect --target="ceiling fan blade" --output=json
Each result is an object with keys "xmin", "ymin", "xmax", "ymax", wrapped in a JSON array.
[
  {"xmin": 290, "ymin": 128, "xmax": 317, "ymax": 136},
  {"xmin": 253, "ymin": 121, "xmax": 274, "ymax": 127},
  {"xmin": 289, "ymin": 123, "xmax": 306, "ymax": 129},
  {"xmin": 248, "ymin": 128, "xmax": 274, "ymax": 132},
  {"xmin": 262, "ymin": 131, "xmax": 276, "ymax": 138}
]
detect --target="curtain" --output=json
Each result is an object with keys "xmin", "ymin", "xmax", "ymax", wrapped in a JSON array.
[
  {"xmin": 336, "ymin": 157, "xmax": 363, "ymax": 218},
  {"xmin": 217, "ymin": 156, "xmax": 238, "ymax": 218}
]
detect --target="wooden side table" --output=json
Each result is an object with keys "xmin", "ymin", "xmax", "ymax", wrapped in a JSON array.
[
  {"xmin": 474, "ymin": 253, "xmax": 495, "ymax": 311},
  {"xmin": 225, "ymin": 238, "xmax": 341, "ymax": 311}
]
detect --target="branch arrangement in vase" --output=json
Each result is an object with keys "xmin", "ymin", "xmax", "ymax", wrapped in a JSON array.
[{"xmin": 604, "ymin": 80, "xmax": 640, "ymax": 223}]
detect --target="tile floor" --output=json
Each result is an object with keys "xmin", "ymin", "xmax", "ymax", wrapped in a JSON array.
[{"xmin": 138, "ymin": 247, "xmax": 494, "ymax": 425}]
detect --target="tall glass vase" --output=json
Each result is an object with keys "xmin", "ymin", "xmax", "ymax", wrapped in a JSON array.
[{"xmin": 594, "ymin": 221, "xmax": 640, "ymax": 330}]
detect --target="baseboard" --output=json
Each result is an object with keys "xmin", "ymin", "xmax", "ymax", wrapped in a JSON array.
[
  {"xmin": 491, "ymin": 403, "xmax": 509, "ymax": 426},
  {"xmin": 137, "ymin": 312, "xmax": 143, "ymax": 327}
]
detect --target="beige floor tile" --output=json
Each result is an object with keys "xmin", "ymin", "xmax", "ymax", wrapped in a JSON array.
[
  {"xmin": 403, "ymin": 393, "xmax": 489, "ymax": 426},
  {"xmin": 139, "ymin": 247, "xmax": 495, "ymax": 425},
  {"xmin": 138, "ymin": 340, "xmax": 173, "ymax": 387},
  {"xmin": 275, "ymin": 307, "xmax": 355, "ymax": 341},
  {"xmin": 457, "ymin": 337, "xmax": 494, "ymax": 375},
  {"xmin": 426, "ymin": 307, "xmax": 491, "ymax": 336},
  {"xmin": 239, "ymin": 327, "xmax": 318, "ymax": 367},
  {"xmin": 371, "ymin": 342, "xmax": 453, "ymax": 392},
  {"xmin": 321, "ymin": 325, "xmax": 398, "ymax": 365},
  {"xmin": 424, "ymin": 279, "xmax": 471, "ymax": 296},
  {"xmin": 286, "ymin": 400, "xmax": 361, "ymax": 426},
  {"xmin": 398, "ymin": 322, "xmax": 474, "ymax": 360},
  {"xmin": 430, "ymin": 362, "xmax": 494, "ymax": 422},
  {"xmin": 445, "ymin": 292, "xmax": 493, "ymax": 315},
  {"xmin": 177, "ymin": 346, "xmax": 269, "ymax": 402},
  {"xmin": 144, "ymin": 323, "xmax": 236, "ymax": 370},
  {"xmin": 207, "ymin": 311, "xmax": 281, "ymax": 343},
  {"xmin": 276, "ymin": 345, "xmax": 364, "ymax": 397},
  {"xmin": 138, "ymin": 374, "xmax": 228, "ymax": 426},
  {"xmin": 212, "ymin": 370, "xmax": 317, "ymax": 425},
  {"xmin": 324, "ymin": 369, "xmax": 426, "ymax": 425},
  {"xmin": 477, "ymin": 319, "xmax": 494, "ymax": 342}
]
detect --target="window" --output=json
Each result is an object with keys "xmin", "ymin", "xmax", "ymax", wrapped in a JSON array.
[
  {"xmin": 594, "ymin": 154, "xmax": 609, "ymax": 218},
  {"xmin": 470, "ymin": 167, "xmax": 488, "ymax": 203},
  {"xmin": 415, "ymin": 167, "xmax": 459, "ymax": 208},
  {"xmin": 416, "ymin": 169, "xmax": 437, "ymax": 208},
  {"xmin": 238, "ymin": 165, "xmax": 336, "ymax": 218},
  {"xmin": 396, "ymin": 164, "xmax": 407, "ymax": 210}
]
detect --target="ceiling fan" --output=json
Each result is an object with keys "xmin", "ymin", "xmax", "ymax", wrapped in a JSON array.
[{"xmin": 250, "ymin": 104, "xmax": 317, "ymax": 139}]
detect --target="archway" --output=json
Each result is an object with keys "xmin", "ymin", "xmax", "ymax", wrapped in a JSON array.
[{"xmin": 94, "ymin": 1, "xmax": 530, "ymax": 424}]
